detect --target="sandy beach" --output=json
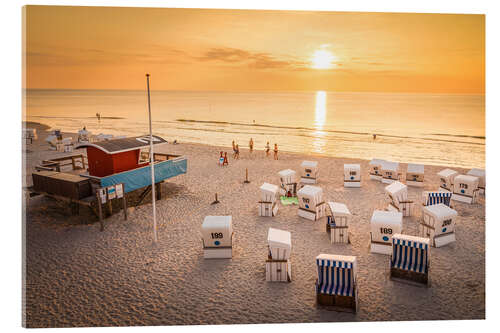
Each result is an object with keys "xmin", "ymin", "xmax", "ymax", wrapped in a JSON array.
[{"xmin": 23, "ymin": 122, "xmax": 485, "ymax": 327}]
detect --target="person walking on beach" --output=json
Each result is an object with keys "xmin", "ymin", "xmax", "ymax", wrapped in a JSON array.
[
  {"xmin": 249, "ymin": 138, "xmax": 254, "ymax": 154},
  {"xmin": 219, "ymin": 151, "xmax": 224, "ymax": 166},
  {"xmin": 223, "ymin": 152, "xmax": 229, "ymax": 166},
  {"xmin": 233, "ymin": 142, "xmax": 238, "ymax": 158},
  {"xmin": 232, "ymin": 140, "xmax": 236, "ymax": 151},
  {"xmin": 234, "ymin": 144, "xmax": 240, "ymax": 159},
  {"xmin": 265, "ymin": 141, "xmax": 270, "ymax": 157},
  {"xmin": 274, "ymin": 143, "xmax": 279, "ymax": 160}
]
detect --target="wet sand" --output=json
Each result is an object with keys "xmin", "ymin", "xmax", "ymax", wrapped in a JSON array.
[{"xmin": 23, "ymin": 122, "xmax": 485, "ymax": 327}]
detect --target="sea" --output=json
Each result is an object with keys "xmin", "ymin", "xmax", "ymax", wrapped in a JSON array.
[{"xmin": 24, "ymin": 89, "xmax": 485, "ymax": 169}]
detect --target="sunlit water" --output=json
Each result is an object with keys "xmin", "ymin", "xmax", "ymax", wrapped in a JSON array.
[{"xmin": 24, "ymin": 89, "xmax": 485, "ymax": 168}]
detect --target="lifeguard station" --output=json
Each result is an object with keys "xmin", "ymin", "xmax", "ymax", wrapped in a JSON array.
[
  {"xmin": 300, "ymin": 160, "xmax": 319, "ymax": 184},
  {"xmin": 406, "ymin": 163, "xmax": 424, "ymax": 187},
  {"xmin": 381, "ymin": 161, "xmax": 400, "ymax": 184},
  {"xmin": 385, "ymin": 181, "xmax": 413, "ymax": 217},
  {"xmin": 278, "ymin": 169, "xmax": 298, "ymax": 197},
  {"xmin": 258, "ymin": 182, "xmax": 279, "ymax": 217},
  {"xmin": 297, "ymin": 185, "xmax": 326, "ymax": 221},
  {"xmin": 391, "ymin": 234, "xmax": 430, "ymax": 285},
  {"xmin": 202, "ymin": 216, "xmax": 234, "ymax": 259},
  {"xmin": 344, "ymin": 164, "xmax": 361, "ymax": 187},
  {"xmin": 266, "ymin": 228, "xmax": 292, "ymax": 282},
  {"xmin": 326, "ymin": 202, "xmax": 351, "ymax": 243},
  {"xmin": 315, "ymin": 254, "xmax": 358, "ymax": 312},
  {"xmin": 437, "ymin": 168, "xmax": 458, "ymax": 192},
  {"xmin": 369, "ymin": 159, "xmax": 385, "ymax": 181},
  {"xmin": 370, "ymin": 210, "xmax": 402, "ymax": 255},
  {"xmin": 452, "ymin": 174, "xmax": 480, "ymax": 204},
  {"xmin": 420, "ymin": 203, "xmax": 457, "ymax": 247}
]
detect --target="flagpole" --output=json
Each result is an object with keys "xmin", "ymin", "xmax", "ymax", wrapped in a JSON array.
[{"xmin": 146, "ymin": 73, "xmax": 158, "ymax": 243}]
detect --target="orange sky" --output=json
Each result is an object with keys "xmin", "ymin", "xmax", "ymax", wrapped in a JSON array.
[{"xmin": 23, "ymin": 6, "xmax": 485, "ymax": 93}]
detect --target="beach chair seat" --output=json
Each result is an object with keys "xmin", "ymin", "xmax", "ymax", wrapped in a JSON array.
[
  {"xmin": 420, "ymin": 204, "xmax": 457, "ymax": 247},
  {"xmin": 266, "ymin": 228, "xmax": 292, "ymax": 282},
  {"xmin": 326, "ymin": 202, "xmax": 351, "ymax": 243},
  {"xmin": 202, "ymin": 216, "xmax": 233, "ymax": 259},
  {"xmin": 451, "ymin": 174, "xmax": 480, "ymax": 204},
  {"xmin": 315, "ymin": 254, "xmax": 358, "ymax": 312},
  {"xmin": 391, "ymin": 234, "xmax": 430, "ymax": 285}
]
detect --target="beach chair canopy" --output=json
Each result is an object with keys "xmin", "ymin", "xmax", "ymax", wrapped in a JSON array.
[
  {"xmin": 423, "ymin": 191, "xmax": 452, "ymax": 206},
  {"xmin": 385, "ymin": 181, "xmax": 408, "ymax": 203},
  {"xmin": 301, "ymin": 160, "xmax": 318, "ymax": 169},
  {"xmin": 407, "ymin": 163, "xmax": 424, "ymax": 174},
  {"xmin": 454, "ymin": 175, "xmax": 479, "ymax": 188},
  {"xmin": 344, "ymin": 164, "xmax": 360, "ymax": 178},
  {"xmin": 316, "ymin": 254, "xmax": 356, "ymax": 296},
  {"xmin": 467, "ymin": 168, "xmax": 485, "ymax": 188},
  {"xmin": 382, "ymin": 161, "xmax": 399, "ymax": 172},
  {"xmin": 391, "ymin": 234, "xmax": 430, "ymax": 274},
  {"xmin": 267, "ymin": 228, "xmax": 291, "ymax": 260},
  {"xmin": 327, "ymin": 202, "xmax": 351, "ymax": 217},
  {"xmin": 202, "ymin": 216, "xmax": 233, "ymax": 247},
  {"xmin": 278, "ymin": 169, "xmax": 296, "ymax": 178},
  {"xmin": 370, "ymin": 158, "xmax": 386, "ymax": 166},
  {"xmin": 438, "ymin": 169, "xmax": 458, "ymax": 179},
  {"xmin": 260, "ymin": 182, "xmax": 279, "ymax": 201}
]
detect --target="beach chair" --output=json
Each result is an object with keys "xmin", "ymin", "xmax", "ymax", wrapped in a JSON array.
[
  {"xmin": 45, "ymin": 135, "xmax": 58, "ymax": 150},
  {"xmin": 437, "ymin": 168, "xmax": 458, "ymax": 192},
  {"xmin": 78, "ymin": 128, "xmax": 91, "ymax": 143},
  {"xmin": 420, "ymin": 204, "xmax": 457, "ymax": 247},
  {"xmin": 326, "ymin": 202, "xmax": 351, "ymax": 243},
  {"xmin": 266, "ymin": 228, "xmax": 292, "ymax": 282},
  {"xmin": 201, "ymin": 216, "xmax": 234, "ymax": 259},
  {"xmin": 381, "ymin": 161, "xmax": 400, "ymax": 184},
  {"xmin": 467, "ymin": 168, "xmax": 485, "ymax": 194},
  {"xmin": 258, "ymin": 182, "xmax": 279, "ymax": 217},
  {"xmin": 406, "ymin": 163, "xmax": 424, "ymax": 187},
  {"xmin": 391, "ymin": 234, "xmax": 430, "ymax": 285},
  {"xmin": 385, "ymin": 181, "xmax": 413, "ymax": 217},
  {"xmin": 369, "ymin": 159, "xmax": 385, "ymax": 181},
  {"xmin": 370, "ymin": 210, "xmax": 403, "ymax": 255},
  {"xmin": 452, "ymin": 174, "xmax": 480, "ymax": 204},
  {"xmin": 297, "ymin": 185, "xmax": 326, "ymax": 221},
  {"xmin": 278, "ymin": 169, "xmax": 298, "ymax": 197},
  {"xmin": 344, "ymin": 164, "xmax": 361, "ymax": 187},
  {"xmin": 95, "ymin": 133, "xmax": 114, "ymax": 141},
  {"xmin": 315, "ymin": 254, "xmax": 358, "ymax": 312},
  {"xmin": 300, "ymin": 160, "xmax": 319, "ymax": 184},
  {"xmin": 422, "ymin": 191, "xmax": 452, "ymax": 207},
  {"xmin": 23, "ymin": 128, "xmax": 37, "ymax": 144}
]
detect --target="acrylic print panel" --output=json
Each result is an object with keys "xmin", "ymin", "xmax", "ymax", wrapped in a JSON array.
[{"xmin": 22, "ymin": 5, "xmax": 485, "ymax": 328}]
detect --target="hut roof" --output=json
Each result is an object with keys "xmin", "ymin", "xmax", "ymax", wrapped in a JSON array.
[{"xmin": 76, "ymin": 135, "xmax": 167, "ymax": 154}]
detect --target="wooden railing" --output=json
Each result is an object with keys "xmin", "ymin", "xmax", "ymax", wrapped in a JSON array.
[
  {"xmin": 35, "ymin": 154, "xmax": 87, "ymax": 172},
  {"xmin": 153, "ymin": 153, "xmax": 180, "ymax": 162}
]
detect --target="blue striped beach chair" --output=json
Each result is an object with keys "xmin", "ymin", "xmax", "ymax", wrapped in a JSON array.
[
  {"xmin": 391, "ymin": 234, "xmax": 430, "ymax": 285},
  {"xmin": 315, "ymin": 254, "xmax": 358, "ymax": 312},
  {"xmin": 422, "ymin": 191, "xmax": 452, "ymax": 207}
]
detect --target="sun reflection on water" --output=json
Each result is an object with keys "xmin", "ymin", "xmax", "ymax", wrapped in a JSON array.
[{"xmin": 312, "ymin": 91, "xmax": 327, "ymax": 153}]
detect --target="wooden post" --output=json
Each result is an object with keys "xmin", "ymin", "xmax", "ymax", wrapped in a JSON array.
[
  {"xmin": 96, "ymin": 191, "xmax": 104, "ymax": 231},
  {"xmin": 107, "ymin": 197, "xmax": 112, "ymax": 216},
  {"xmin": 156, "ymin": 182, "xmax": 162, "ymax": 200},
  {"xmin": 244, "ymin": 168, "xmax": 250, "ymax": 183},
  {"xmin": 71, "ymin": 156, "xmax": 76, "ymax": 170},
  {"xmin": 211, "ymin": 193, "xmax": 220, "ymax": 205},
  {"xmin": 122, "ymin": 194, "xmax": 128, "ymax": 220}
]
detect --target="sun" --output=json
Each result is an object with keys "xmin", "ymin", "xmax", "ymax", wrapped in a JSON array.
[{"xmin": 311, "ymin": 49, "xmax": 336, "ymax": 69}]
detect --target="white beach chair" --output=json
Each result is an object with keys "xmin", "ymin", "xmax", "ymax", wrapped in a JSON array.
[
  {"xmin": 300, "ymin": 160, "xmax": 319, "ymax": 184},
  {"xmin": 78, "ymin": 128, "xmax": 91, "ymax": 143},
  {"xmin": 437, "ymin": 168, "xmax": 458, "ymax": 192},
  {"xmin": 391, "ymin": 234, "xmax": 430, "ymax": 285},
  {"xmin": 370, "ymin": 210, "xmax": 403, "ymax": 255},
  {"xmin": 326, "ymin": 202, "xmax": 351, "ymax": 243},
  {"xmin": 297, "ymin": 185, "xmax": 326, "ymax": 221},
  {"xmin": 420, "ymin": 203, "xmax": 457, "ymax": 247},
  {"xmin": 23, "ymin": 128, "xmax": 37, "ymax": 144},
  {"xmin": 406, "ymin": 163, "xmax": 424, "ymax": 187},
  {"xmin": 266, "ymin": 228, "xmax": 292, "ymax": 282},
  {"xmin": 258, "ymin": 182, "xmax": 279, "ymax": 217},
  {"xmin": 201, "ymin": 216, "xmax": 233, "ymax": 259},
  {"xmin": 381, "ymin": 161, "xmax": 400, "ymax": 184},
  {"xmin": 385, "ymin": 181, "xmax": 413, "ymax": 217},
  {"xmin": 315, "ymin": 254, "xmax": 358, "ymax": 312},
  {"xmin": 369, "ymin": 159, "xmax": 385, "ymax": 181},
  {"xmin": 344, "ymin": 164, "xmax": 361, "ymax": 187},
  {"xmin": 467, "ymin": 168, "xmax": 485, "ymax": 194},
  {"xmin": 278, "ymin": 169, "xmax": 298, "ymax": 197},
  {"xmin": 451, "ymin": 174, "xmax": 480, "ymax": 204}
]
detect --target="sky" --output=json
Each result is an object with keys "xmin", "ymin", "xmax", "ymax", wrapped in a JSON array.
[{"xmin": 23, "ymin": 6, "xmax": 485, "ymax": 93}]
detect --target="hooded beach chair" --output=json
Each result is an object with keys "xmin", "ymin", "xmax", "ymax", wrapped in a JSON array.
[
  {"xmin": 23, "ymin": 128, "xmax": 37, "ymax": 144},
  {"xmin": 344, "ymin": 164, "xmax": 361, "ymax": 187},
  {"xmin": 258, "ymin": 182, "xmax": 279, "ymax": 217},
  {"xmin": 315, "ymin": 254, "xmax": 358, "ymax": 312},
  {"xmin": 452, "ymin": 174, "xmax": 480, "ymax": 204},
  {"xmin": 369, "ymin": 159, "xmax": 385, "ymax": 181},
  {"xmin": 266, "ymin": 228, "xmax": 292, "ymax": 282},
  {"xmin": 297, "ymin": 185, "xmax": 326, "ymax": 221},
  {"xmin": 201, "ymin": 216, "xmax": 234, "ymax": 259},
  {"xmin": 385, "ymin": 181, "xmax": 413, "ymax": 217},
  {"xmin": 467, "ymin": 168, "xmax": 485, "ymax": 194},
  {"xmin": 437, "ymin": 168, "xmax": 458, "ymax": 192},
  {"xmin": 278, "ymin": 169, "xmax": 298, "ymax": 197},
  {"xmin": 406, "ymin": 163, "xmax": 424, "ymax": 187},
  {"xmin": 391, "ymin": 234, "xmax": 430, "ymax": 285},
  {"xmin": 300, "ymin": 160, "xmax": 319, "ymax": 184},
  {"xmin": 370, "ymin": 210, "xmax": 403, "ymax": 255},
  {"xmin": 381, "ymin": 161, "xmax": 400, "ymax": 184},
  {"xmin": 420, "ymin": 203, "xmax": 457, "ymax": 247},
  {"xmin": 326, "ymin": 202, "xmax": 351, "ymax": 243},
  {"xmin": 78, "ymin": 128, "xmax": 91, "ymax": 143}
]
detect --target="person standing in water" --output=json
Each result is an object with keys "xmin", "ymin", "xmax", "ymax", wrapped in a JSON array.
[
  {"xmin": 249, "ymin": 138, "xmax": 254, "ymax": 154},
  {"xmin": 265, "ymin": 141, "xmax": 270, "ymax": 157},
  {"xmin": 274, "ymin": 143, "xmax": 279, "ymax": 160}
]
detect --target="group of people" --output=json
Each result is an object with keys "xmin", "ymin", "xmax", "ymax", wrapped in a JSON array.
[{"xmin": 231, "ymin": 138, "xmax": 279, "ymax": 160}]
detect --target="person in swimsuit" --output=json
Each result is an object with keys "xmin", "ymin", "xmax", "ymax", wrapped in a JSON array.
[
  {"xmin": 265, "ymin": 141, "xmax": 270, "ymax": 157},
  {"xmin": 274, "ymin": 143, "xmax": 278, "ymax": 160},
  {"xmin": 234, "ymin": 144, "xmax": 240, "ymax": 160},
  {"xmin": 249, "ymin": 138, "xmax": 254, "ymax": 154}
]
